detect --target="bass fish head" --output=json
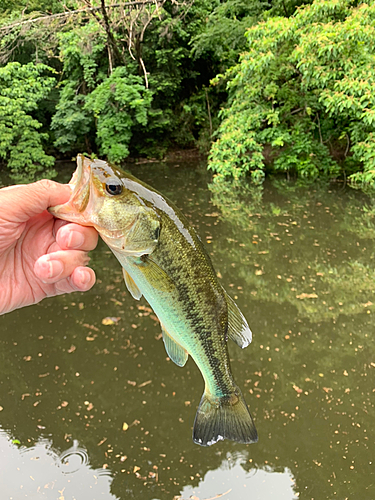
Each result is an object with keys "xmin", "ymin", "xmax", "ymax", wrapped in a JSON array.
[{"xmin": 49, "ymin": 155, "xmax": 160, "ymax": 256}]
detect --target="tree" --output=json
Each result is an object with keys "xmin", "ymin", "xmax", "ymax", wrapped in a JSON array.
[
  {"xmin": 84, "ymin": 67, "xmax": 152, "ymax": 162},
  {"xmin": 208, "ymin": 0, "xmax": 375, "ymax": 188},
  {"xmin": 1, "ymin": 0, "xmax": 219, "ymax": 165},
  {"xmin": 0, "ymin": 62, "xmax": 55, "ymax": 181}
]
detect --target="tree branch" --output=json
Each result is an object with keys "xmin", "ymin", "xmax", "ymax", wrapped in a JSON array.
[
  {"xmin": 100, "ymin": 0, "xmax": 127, "ymax": 66},
  {"xmin": 0, "ymin": 1, "xmax": 155, "ymax": 31}
]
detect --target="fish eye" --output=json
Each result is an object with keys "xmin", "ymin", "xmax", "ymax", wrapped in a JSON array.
[{"xmin": 105, "ymin": 181, "xmax": 123, "ymax": 196}]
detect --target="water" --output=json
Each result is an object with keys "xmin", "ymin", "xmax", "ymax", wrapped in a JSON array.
[{"xmin": 0, "ymin": 160, "xmax": 374, "ymax": 499}]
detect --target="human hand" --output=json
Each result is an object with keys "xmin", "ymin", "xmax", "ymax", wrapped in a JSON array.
[{"xmin": 0, "ymin": 179, "xmax": 98, "ymax": 315}]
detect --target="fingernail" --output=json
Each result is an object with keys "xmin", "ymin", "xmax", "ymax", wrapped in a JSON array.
[
  {"xmin": 47, "ymin": 259, "xmax": 64, "ymax": 279},
  {"xmin": 67, "ymin": 231, "xmax": 85, "ymax": 249},
  {"xmin": 79, "ymin": 269, "xmax": 91, "ymax": 286}
]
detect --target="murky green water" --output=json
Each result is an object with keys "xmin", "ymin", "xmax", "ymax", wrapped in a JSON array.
[{"xmin": 1, "ymin": 160, "xmax": 374, "ymax": 499}]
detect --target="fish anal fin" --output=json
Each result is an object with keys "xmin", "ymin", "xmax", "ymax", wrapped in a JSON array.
[
  {"xmin": 193, "ymin": 387, "xmax": 258, "ymax": 447},
  {"xmin": 123, "ymin": 269, "xmax": 142, "ymax": 300},
  {"xmin": 224, "ymin": 289, "xmax": 252, "ymax": 348},
  {"xmin": 162, "ymin": 326, "xmax": 188, "ymax": 367}
]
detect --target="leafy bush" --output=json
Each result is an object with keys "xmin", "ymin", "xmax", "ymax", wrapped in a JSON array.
[
  {"xmin": 208, "ymin": 0, "xmax": 375, "ymax": 187},
  {"xmin": 49, "ymin": 5, "xmax": 215, "ymax": 160},
  {"xmin": 0, "ymin": 62, "xmax": 56, "ymax": 181},
  {"xmin": 85, "ymin": 68, "xmax": 152, "ymax": 163},
  {"xmin": 50, "ymin": 22, "xmax": 107, "ymax": 155}
]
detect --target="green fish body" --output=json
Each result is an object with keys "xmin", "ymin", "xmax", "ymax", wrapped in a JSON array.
[{"xmin": 50, "ymin": 155, "xmax": 258, "ymax": 446}]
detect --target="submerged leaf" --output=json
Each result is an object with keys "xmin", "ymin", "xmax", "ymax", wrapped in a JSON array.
[
  {"xmin": 102, "ymin": 317, "xmax": 121, "ymax": 325},
  {"xmin": 296, "ymin": 293, "xmax": 318, "ymax": 299}
]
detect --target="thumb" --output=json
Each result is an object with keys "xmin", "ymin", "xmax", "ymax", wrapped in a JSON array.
[{"xmin": 0, "ymin": 180, "xmax": 72, "ymax": 223}]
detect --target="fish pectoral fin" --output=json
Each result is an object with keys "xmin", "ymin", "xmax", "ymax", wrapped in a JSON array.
[
  {"xmin": 224, "ymin": 289, "xmax": 252, "ymax": 348},
  {"xmin": 122, "ymin": 209, "xmax": 160, "ymax": 256},
  {"xmin": 162, "ymin": 326, "xmax": 188, "ymax": 367},
  {"xmin": 123, "ymin": 269, "xmax": 142, "ymax": 300},
  {"xmin": 139, "ymin": 256, "xmax": 175, "ymax": 293}
]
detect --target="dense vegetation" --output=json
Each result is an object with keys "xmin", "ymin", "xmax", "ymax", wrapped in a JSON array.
[
  {"xmin": 1, "ymin": 0, "xmax": 374, "ymax": 189},
  {"xmin": 209, "ymin": 0, "xmax": 375, "ymax": 189}
]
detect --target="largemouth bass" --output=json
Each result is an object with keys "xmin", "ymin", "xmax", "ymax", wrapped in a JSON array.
[{"xmin": 50, "ymin": 155, "xmax": 258, "ymax": 446}]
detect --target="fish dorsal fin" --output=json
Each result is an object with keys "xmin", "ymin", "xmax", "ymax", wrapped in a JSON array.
[
  {"xmin": 224, "ymin": 289, "xmax": 252, "ymax": 348},
  {"xmin": 123, "ymin": 269, "xmax": 142, "ymax": 300},
  {"xmin": 162, "ymin": 325, "xmax": 188, "ymax": 367}
]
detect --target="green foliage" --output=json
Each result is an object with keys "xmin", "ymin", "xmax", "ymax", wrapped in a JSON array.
[
  {"xmin": 57, "ymin": 22, "xmax": 107, "ymax": 91},
  {"xmin": 51, "ymin": 81, "xmax": 93, "ymax": 154},
  {"xmin": 0, "ymin": 0, "xmax": 66, "ymax": 15},
  {"xmin": 50, "ymin": 22, "xmax": 107, "ymax": 155},
  {"xmin": 192, "ymin": 1, "xmax": 314, "ymax": 69},
  {"xmin": 0, "ymin": 62, "xmax": 56, "ymax": 181},
  {"xmin": 132, "ymin": 0, "xmax": 220, "ymax": 155},
  {"xmin": 266, "ymin": 0, "xmax": 314, "ymax": 17},
  {"xmin": 85, "ymin": 68, "xmax": 152, "ymax": 163},
  {"xmin": 208, "ymin": 0, "xmax": 375, "ymax": 187},
  {"xmin": 192, "ymin": 0, "xmax": 268, "ymax": 69},
  {"xmin": 1, "ymin": 0, "xmax": 374, "ymax": 190},
  {"xmin": 13, "ymin": 1, "xmax": 222, "ymax": 162}
]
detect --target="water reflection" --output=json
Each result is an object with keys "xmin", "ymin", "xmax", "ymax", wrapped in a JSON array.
[
  {"xmin": 176, "ymin": 452, "xmax": 297, "ymax": 500},
  {"xmin": 0, "ymin": 429, "xmax": 117, "ymax": 499},
  {"xmin": 209, "ymin": 179, "xmax": 375, "ymax": 322}
]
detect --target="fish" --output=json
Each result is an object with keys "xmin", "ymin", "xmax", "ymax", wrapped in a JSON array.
[{"xmin": 49, "ymin": 155, "xmax": 258, "ymax": 447}]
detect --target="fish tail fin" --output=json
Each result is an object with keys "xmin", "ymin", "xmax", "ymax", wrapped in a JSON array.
[{"xmin": 192, "ymin": 387, "xmax": 258, "ymax": 447}]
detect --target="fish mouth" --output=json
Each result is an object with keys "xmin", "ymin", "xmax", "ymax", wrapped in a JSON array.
[
  {"xmin": 49, "ymin": 155, "xmax": 91, "ymax": 223},
  {"xmin": 69, "ymin": 154, "xmax": 86, "ymax": 196}
]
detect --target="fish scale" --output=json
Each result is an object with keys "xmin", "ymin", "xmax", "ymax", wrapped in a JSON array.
[{"xmin": 49, "ymin": 154, "xmax": 258, "ymax": 447}]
